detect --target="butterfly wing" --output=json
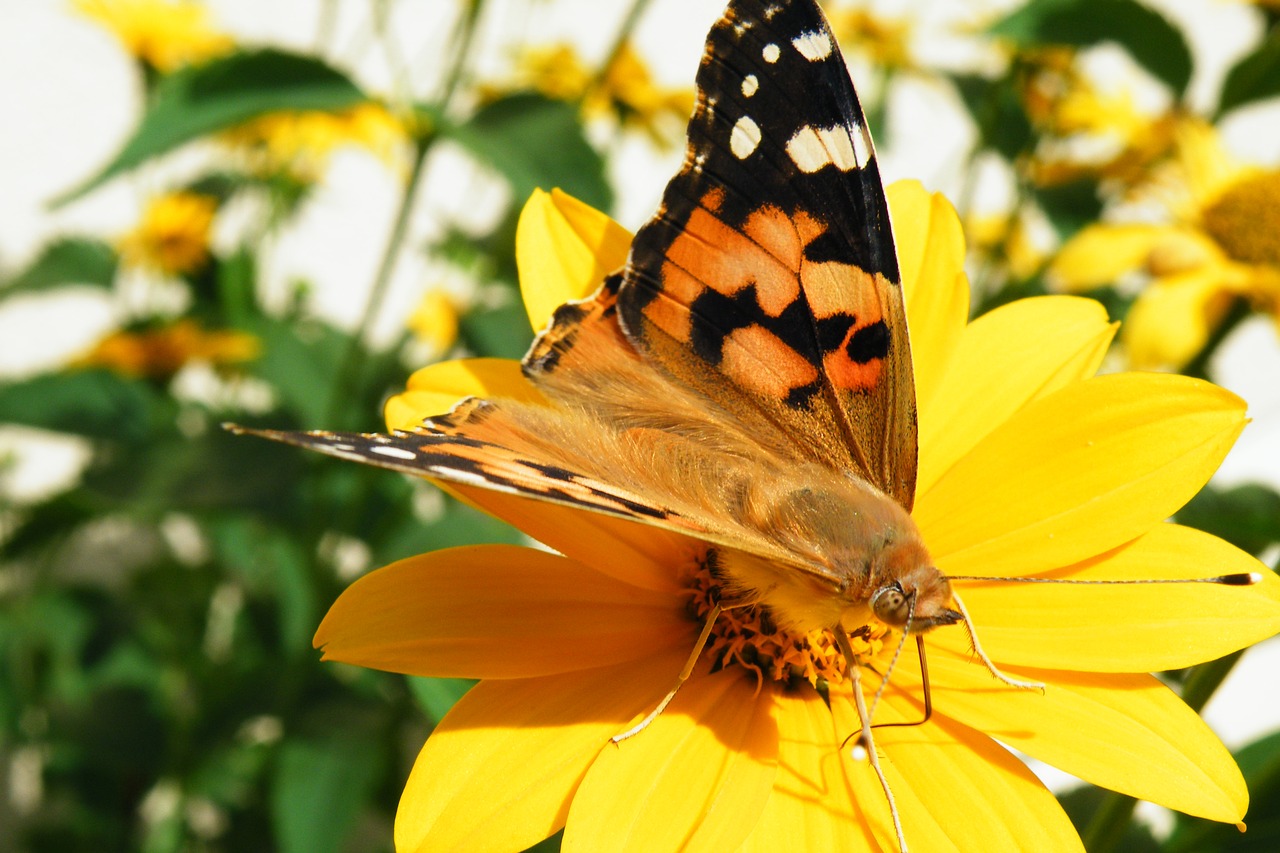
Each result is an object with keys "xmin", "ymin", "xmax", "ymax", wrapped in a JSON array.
[
  {"xmin": 615, "ymin": 0, "xmax": 918, "ymax": 509},
  {"xmin": 233, "ymin": 278, "xmax": 832, "ymax": 576}
]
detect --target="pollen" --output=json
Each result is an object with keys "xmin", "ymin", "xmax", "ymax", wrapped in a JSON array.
[
  {"xmin": 685, "ymin": 551, "xmax": 888, "ymax": 689},
  {"xmin": 1201, "ymin": 171, "xmax": 1280, "ymax": 267}
]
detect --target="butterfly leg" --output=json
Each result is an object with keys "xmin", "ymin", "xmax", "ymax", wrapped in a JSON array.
[
  {"xmin": 951, "ymin": 592, "xmax": 1045, "ymax": 692},
  {"xmin": 836, "ymin": 626, "xmax": 908, "ymax": 853},
  {"xmin": 611, "ymin": 603, "xmax": 723, "ymax": 743}
]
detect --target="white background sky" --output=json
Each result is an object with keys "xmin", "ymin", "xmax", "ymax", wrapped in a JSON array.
[{"xmin": 1, "ymin": 0, "xmax": 1278, "ymax": 823}]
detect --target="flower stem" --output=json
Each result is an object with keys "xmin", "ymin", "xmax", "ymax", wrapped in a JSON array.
[
  {"xmin": 325, "ymin": 0, "xmax": 484, "ymax": 426},
  {"xmin": 589, "ymin": 0, "xmax": 656, "ymax": 93}
]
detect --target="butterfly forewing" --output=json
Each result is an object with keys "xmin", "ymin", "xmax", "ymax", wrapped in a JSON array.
[{"xmin": 615, "ymin": 0, "xmax": 918, "ymax": 508}]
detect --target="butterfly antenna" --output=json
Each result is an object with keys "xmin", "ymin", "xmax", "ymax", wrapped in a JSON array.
[
  {"xmin": 836, "ymin": 625, "xmax": 908, "ymax": 852},
  {"xmin": 944, "ymin": 573, "xmax": 1262, "ymax": 586},
  {"xmin": 950, "ymin": 591, "xmax": 1045, "ymax": 692}
]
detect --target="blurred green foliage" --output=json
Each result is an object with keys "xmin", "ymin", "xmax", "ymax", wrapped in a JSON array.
[{"xmin": 2, "ymin": 0, "xmax": 1279, "ymax": 851}]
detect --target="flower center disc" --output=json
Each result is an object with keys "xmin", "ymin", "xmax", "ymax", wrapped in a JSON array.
[
  {"xmin": 687, "ymin": 552, "xmax": 890, "ymax": 690},
  {"xmin": 1201, "ymin": 171, "xmax": 1280, "ymax": 267}
]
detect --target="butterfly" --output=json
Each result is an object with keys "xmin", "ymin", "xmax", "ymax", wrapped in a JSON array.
[{"xmin": 234, "ymin": 0, "xmax": 988, "ymax": 846}]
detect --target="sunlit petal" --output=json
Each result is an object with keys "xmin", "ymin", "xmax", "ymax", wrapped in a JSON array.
[
  {"xmin": 385, "ymin": 357, "xmax": 542, "ymax": 430},
  {"xmin": 397, "ymin": 651, "xmax": 685, "ymax": 853},
  {"xmin": 739, "ymin": 687, "xmax": 882, "ymax": 852},
  {"xmin": 1123, "ymin": 269, "xmax": 1235, "ymax": 370},
  {"xmin": 916, "ymin": 373, "xmax": 1246, "ymax": 577},
  {"xmin": 314, "ymin": 545, "xmax": 690, "ymax": 678},
  {"xmin": 564, "ymin": 668, "xmax": 777, "ymax": 852},
  {"xmin": 956, "ymin": 524, "xmax": 1280, "ymax": 671},
  {"xmin": 891, "ymin": 181, "xmax": 969, "ymax": 413},
  {"xmin": 917, "ymin": 295, "xmax": 1115, "ymax": 494},
  {"xmin": 891, "ymin": 639, "xmax": 1247, "ymax": 822},
  {"xmin": 516, "ymin": 188, "xmax": 633, "ymax": 333}
]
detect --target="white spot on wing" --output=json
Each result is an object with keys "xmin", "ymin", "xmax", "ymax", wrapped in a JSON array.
[
  {"xmin": 792, "ymin": 30, "xmax": 832, "ymax": 61},
  {"xmin": 730, "ymin": 115, "xmax": 762, "ymax": 159},
  {"xmin": 785, "ymin": 123, "xmax": 870, "ymax": 173},
  {"xmin": 741, "ymin": 75, "xmax": 758, "ymax": 97},
  {"xmin": 371, "ymin": 445, "xmax": 418, "ymax": 461},
  {"xmin": 762, "ymin": 43, "xmax": 781, "ymax": 63}
]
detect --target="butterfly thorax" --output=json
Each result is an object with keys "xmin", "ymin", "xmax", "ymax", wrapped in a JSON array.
[{"xmin": 716, "ymin": 469, "xmax": 958, "ymax": 636}]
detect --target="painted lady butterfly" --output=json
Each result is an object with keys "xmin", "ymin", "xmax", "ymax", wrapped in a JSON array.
[{"xmin": 234, "ymin": 0, "xmax": 995, "ymax": 846}]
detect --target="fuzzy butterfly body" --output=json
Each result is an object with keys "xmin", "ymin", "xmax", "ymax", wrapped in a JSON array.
[{"xmin": 235, "ymin": 0, "xmax": 958, "ymax": 637}]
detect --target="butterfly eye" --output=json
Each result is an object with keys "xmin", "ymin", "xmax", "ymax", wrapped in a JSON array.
[{"xmin": 871, "ymin": 583, "xmax": 911, "ymax": 626}]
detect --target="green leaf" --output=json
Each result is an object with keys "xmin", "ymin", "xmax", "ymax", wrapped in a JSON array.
[
  {"xmin": 457, "ymin": 298, "xmax": 535, "ymax": 361},
  {"xmin": 271, "ymin": 733, "xmax": 383, "ymax": 853},
  {"xmin": 950, "ymin": 73, "xmax": 1033, "ymax": 160},
  {"xmin": 406, "ymin": 676, "xmax": 475, "ymax": 724},
  {"xmin": 1219, "ymin": 29, "xmax": 1280, "ymax": 117},
  {"xmin": 444, "ymin": 93, "xmax": 613, "ymax": 213},
  {"xmin": 990, "ymin": 0, "xmax": 1193, "ymax": 99},
  {"xmin": 82, "ymin": 421, "xmax": 306, "ymax": 514},
  {"xmin": 1, "ymin": 238, "xmax": 118, "ymax": 300},
  {"xmin": 245, "ymin": 316, "xmax": 350, "ymax": 427},
  {"xmin": 1031, "ymin": 178, "xmax": 1104, "ymax": 241},
  {"xmin": 1175, "ymin": 483, "xmax": 1280, "ymax": 557},
  {"xmin": 0, "ymin": 370, "xmax": 163, "ymax": 442},
  {"xmin": 56, "ymin": 49, "xmax": 368, "ymax": 204}
]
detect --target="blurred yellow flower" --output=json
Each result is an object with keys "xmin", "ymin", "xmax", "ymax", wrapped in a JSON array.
[
  {"xmin": 223, "ymin": 103, "xmax": 409, "ymax": 180},
  {"xmin": 119, "ymin": 191, "xmax": 218, "ymax": 276},
  {"xmin": 78, "ymin": 319, "xmax": 259, "ymax": 379},
  {"xmin": 73, "ymin": 0, "xmax": 232, "ymax": 71},
  {"xmin": 1051, "ymin": 120, "xmax": 1280, "ymax": 369},
  {"xmin": 1018, "ymin": 49, "xmax": 1179, "ymax": 188},
  {"xmin": 827, "ymin": 5, "xmax": 913, "ymax": 70},
  {"xmin": 967, "ymin": 211, "xmax": 1049, "ymax": 282},
  {"xmin": 407, "ymin": 290, "xmax": 460, "ymax": 357},
  {"xmin": 498, "ymin": 42, "xmax": 693, "ymax": 147}
]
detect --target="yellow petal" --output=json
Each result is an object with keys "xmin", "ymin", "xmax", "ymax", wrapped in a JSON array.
[
  {"xmin": 916, "ymin": 373, "xmax": 1246, "ymax": 578},
  {"xmin": 829, "ymin": 689, "xmax": 1081, "ymax": 851},
  {"xmin": 1049, "ymin": 223, "xmax": 1170, "ymax": 290},
  {"xmin": 739, "ymin": 687, "xmax": 882, "ymax": 852},
  {"xmin": 515, "ymin": 188, "xmax": 633, "ymax": 333},
  {"xmin": 564, "ymin": 668, "xmax": 777, "ymax": 852},
  {"xmin": 903, "ymin": 641, "xmax": 1247, "ymax": 822},
  {"xmin": 917, "ymin": 295, "xmax": 1115, "ymax": 494},
  {"xmin": 891, "ymin": 180, "xmax": 970, "ymax": 413},
  {"xmin": 956, "ymin": 523, "xmax": 1280, "ymax": 671},
  {"xmin": 314, "ymin": 545, "xmax": 691, "ymax": 678},
  {"xmin": 1123, "ymin": 270, "xmax": 1234, "ymax": 370},
  {"xmin": 384, "ymin": 357, "xmax": 541, "ymax": 430},
  {"xmin": 397, "ymin": 650, "xmax": 685, "ymax": 853}
]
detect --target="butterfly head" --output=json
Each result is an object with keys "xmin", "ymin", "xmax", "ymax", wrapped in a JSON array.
[{"xmin": 869, "ymin": 539, "xmax": 961, "ymax": 632}]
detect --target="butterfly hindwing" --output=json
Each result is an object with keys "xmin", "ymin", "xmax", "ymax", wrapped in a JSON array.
[{"xmin": 614, "ymin": 0, "xmax": 918, "ymax": 508}]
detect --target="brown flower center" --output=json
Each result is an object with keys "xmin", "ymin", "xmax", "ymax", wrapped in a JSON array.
[
  {"xmin": 1201, "ymin": 171, "xmax": 1280, "ymax": 267},
  {"xmin": 685, "ymin": 551, "xmax": 889, "ymax": 691}
]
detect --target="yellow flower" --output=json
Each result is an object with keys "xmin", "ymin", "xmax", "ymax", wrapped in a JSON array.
[
  {"xmin": 73, "ymin": 0, "xmax": 232, "ymax": 72},
  {"xmin": 406, "ymin": 289, "xmax": 460, "ymax": 357},
  {"xmin": 827, "ymin": 6, "xmax": 913, "ymax": 70},
  {"xmin": 319, "ymin": 185, "xmax": 1280, "ymax": 850},
  {"xmin": 1050, "ymin": 120, "xmax": 1280, "ymax": 368},
  {"xmin": 78, "ymin": 319, "xmax": 259, "ymax": 379},
  {"xmin": 500, "ymin": 42, "xmax": 694, "ymax": 148},
  {"xmin": 119, "ymin": 191, "xmax": 218, "ymax": 276},
  {"xmin": 966, "ymin": 210, "xmax": 1049, "ymax": 282},
  {"xmin": 222, "ymin": 103, "xmax": 409, "ymax": 181},
  {"xmin": 1017, "ymin": 49, "xmax": 1179, "ymax": 188}
]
